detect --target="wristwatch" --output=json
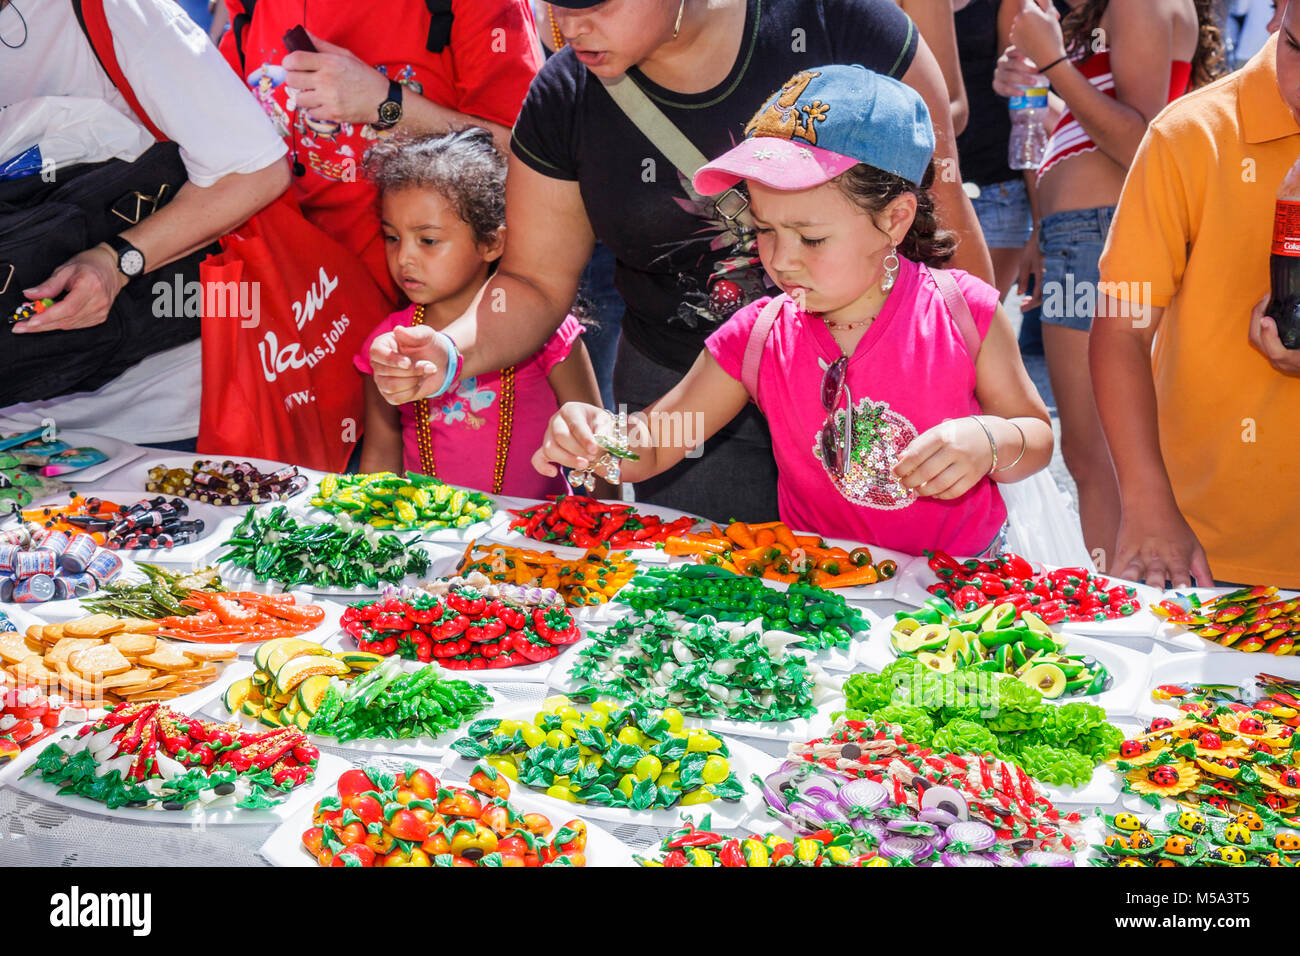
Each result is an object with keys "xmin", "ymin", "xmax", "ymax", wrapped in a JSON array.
[
  {"xmin": 372, "ymin": 79, "xmax": 404, "ymax": 130},
  {"xmin": 105, "ymin": 235, "xmax": 145, "ymax": 279}
]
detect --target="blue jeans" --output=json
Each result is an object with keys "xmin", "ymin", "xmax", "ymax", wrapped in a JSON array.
[
  {"xmin": 576, "ymin": 243, "xmax": 624, "ymax": 409},
  {"xmin": 970, "ymin": 179, "xmax": 1034, "ymax": 249},
  {"xmin": 1039, "ymin": 206, "xmax": 1116, "ymax": 332}
]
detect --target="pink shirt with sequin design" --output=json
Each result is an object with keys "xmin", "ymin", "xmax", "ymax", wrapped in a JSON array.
[
  {"xmin": 356, "ymin": 307, "xmax": 582, "ymax": 498},
  {"xmin": 706, "ymin": 257, "xmax": 1007, "ymax": 555}
]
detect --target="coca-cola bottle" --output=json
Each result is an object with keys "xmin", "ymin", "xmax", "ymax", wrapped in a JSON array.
[{"xmin": 1266, "ymin": 154, "xmax": 1300, "ymax": 349}]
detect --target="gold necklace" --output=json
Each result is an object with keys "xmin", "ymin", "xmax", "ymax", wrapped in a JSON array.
[
  {"xmin": 410, "ymin": 304, "xmax": 514, "ymax": 494},
  {"xmin": 547, "ymin": 3, "xmax": 564, "ymax": 50}
]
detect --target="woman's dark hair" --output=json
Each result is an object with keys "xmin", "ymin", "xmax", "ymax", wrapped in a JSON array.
[
  {"xmin": 832, "ymin": 160, "xmax": 957, "ymax": 267},
  {"xmin": 1061, "ymin": 0, "xmax": 1226, "ymax": 91},
  {"xmin": 363, "ymin": 127, "xmax": 505, "ymax": 247}
]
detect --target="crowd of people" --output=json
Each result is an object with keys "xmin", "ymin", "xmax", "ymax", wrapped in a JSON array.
[{"xmin": 1, "ymin": 0, "xmax": 1296, "ymax": 590}]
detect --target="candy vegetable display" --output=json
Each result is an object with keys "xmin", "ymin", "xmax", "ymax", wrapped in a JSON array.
[
  {"xmin": 663, "ymin": 520, "xmax": 897, "ymax": 588},
  {"xmin": 566, "ymin": 610, "xmax": 839, "ymax": 722},
  {"xmin": 24, "ymin": 701, "xmax": 319, "ymax": 811},
  {"xmin": 1109, "ymin": 678, "xmax": 1300, "ymax": 823},
  {"xmin": 456, "ymin": 542, "xmax": 636, "ymax": 607},
  {"xmin": 219, "ymin": 506, "xmax": 430, "ymax": 590},
  {"xmin": 451, "ymin": 697, "xmax": 746, "ymax": 811},
  {"xmin": 146, "ymin": 460, "xmax": 307, "ymax": 505},
  {"xmin": 1091, "ymin": 807, "xmax": 1299, "ymax": 868},
  {"xmin": 302, "ymin": 766, "xmax": 590, "ymax": 867},
  {"xmin": 840, "ymin": 659, "xmax": 1124, "ymax": 788},
  {"xmin": 1154, "ymin": 586, "xmax": 1299, "ymax": 654},
  {"xmin": 0, "ymin": 683, "xmax": 75, "ymax": 764},
  {"xmin": 887, "ymin": 598, "xmax": 1111, "ymax": 699},
  {"xmin": 922, "ymin": 549, "xmax": 1139, "ymax": 623},
  {"xmin": 82, "ymin": 565, "xmax": 225, "ymax": 618},
  {"xmin": 305, "ymin": 658, "xmax": 492, "ymax": 743},
  {"xmin": 338, "ymin": 582, "xmax": 581, "ymax": 670},
  {"xmin": 310, "ymin": 471, "xmax": 494, "ymax": 531},
  {"xmin": 220, "ymin": 637, "xmax": 388, "ymax": 730},
  {"xmin": 777, "ymin": 717, "xmax": 1084, "ymax": 862},
  {"xmin": 508, "ymin": 495, "xmax": 697, "ymax": 548},
  {"xmin": 616, "ymin": 565, "xmax": 869, "ymax": 651},
  {"xmin": 637, "ymin": 814, "xmax": 894, "ymax": 867}
]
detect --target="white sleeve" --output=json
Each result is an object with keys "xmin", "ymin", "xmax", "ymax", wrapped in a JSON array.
[{"xmin": 103, "ymin": 0, "xmax": 286, "ymax": 187}]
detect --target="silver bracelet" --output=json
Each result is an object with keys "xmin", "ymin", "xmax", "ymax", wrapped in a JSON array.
[
  {"xmin": 968, "ymin": 416, "xmax": 998, "ymax": 475},
  {"xmin": 996, "ymin": 421, "xmax": 1028, "ymax": 473}
]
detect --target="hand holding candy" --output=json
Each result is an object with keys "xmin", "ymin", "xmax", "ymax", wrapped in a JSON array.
[
  {"xmin": 893, "ymin": 417, "xmax": 993, "ymax": 500},
  {"xmin": 533, "ymin": 404, "xmax": 645, "ymax": 488},
  {"xmin": 13, "ymin": 244, "xmax": 126, "ymax": 334}
]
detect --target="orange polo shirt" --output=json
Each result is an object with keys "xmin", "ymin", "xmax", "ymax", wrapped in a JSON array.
[{"xmin": 1099, "ymin": 35, "xmax": 1300, "ymax": 587}]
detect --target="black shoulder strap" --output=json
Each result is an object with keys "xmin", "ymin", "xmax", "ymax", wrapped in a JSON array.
[
  {"xmin": 231, "ymin": 0, "xmax": 258, "ymax": 72},
  {"xmin": 425, "ymin": 0, "xmax": 454, "ymax": 53}
]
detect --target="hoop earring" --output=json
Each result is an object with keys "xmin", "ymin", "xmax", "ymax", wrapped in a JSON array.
[
  {"xmin": 881, "ymin": 248, "xmax": 900, "ymax": 293},
  {"xmin": 673, "ymin": 0, "xmax": 685, "ymax": 39}
]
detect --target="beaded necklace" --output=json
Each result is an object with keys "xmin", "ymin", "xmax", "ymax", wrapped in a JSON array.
[
  {"xmin": 543, "ymin": 3, "xmax": 564, "ymax": 50},
  {"xmin": 410, "ymin": 304, "xmax": 514, "ymax": 493},
  {"xmin": 547, "ymin": 3, "xmax": 564, "ymax": 50}
]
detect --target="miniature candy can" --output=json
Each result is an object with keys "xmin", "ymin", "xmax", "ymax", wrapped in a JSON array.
[
  {"xmin": 85, "ymin": 549, "xmax": 124, "ymax": 584},
  {"xmin": 13, "ymin": 549, "xmax": 57, "ymax": 580},
  {"xmin": 0, "ymin": 543, "xmax": 18, "ymax": 573},
  {"xmin": 30, "ymin": 529, "xmax": 70, "ymax": 556},
  {"xmin": 60, "ymin": 533, "xmax": 98, "ymax": 574},
  {"xmin": 0, "ymin": 574, "xmax": 13, "ymax": 602},
  {"xmin": 13, "ymin": 574, "xmax": 56, "ymax": 603},
  {"xmin": 60, "ymin": 572, "xmax": 99, "ymax": 597}
]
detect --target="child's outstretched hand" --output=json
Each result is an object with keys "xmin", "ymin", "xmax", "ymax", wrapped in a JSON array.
[
  {"xmin": 532, "ymin": 403, "xmax": 615, "ymax": 478},
  {"xmin": 893, "ymin": 417, "xmax": 994, "ymax": 500},
  {"xmin": 370, "ymin": 326, "xmax": 445, "ymax": 405}
]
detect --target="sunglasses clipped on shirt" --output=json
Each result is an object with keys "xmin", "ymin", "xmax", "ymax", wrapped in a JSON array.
[{"xmin": 819, "ymin": 355, "xmax": 854, "ymax": 478}]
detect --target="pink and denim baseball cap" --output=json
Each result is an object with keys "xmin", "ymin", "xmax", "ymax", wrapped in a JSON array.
[{"xmin": 693, "ymin": 65, "xmax": 935, "ymax": 195}]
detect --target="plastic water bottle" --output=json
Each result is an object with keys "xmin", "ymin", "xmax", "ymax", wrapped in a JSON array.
[{"xmin": 1008, "ymin": 81, "xmax": 1050, "ymax": 171}]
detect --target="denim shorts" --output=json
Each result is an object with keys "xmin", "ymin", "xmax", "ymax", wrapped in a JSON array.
[
  {"xmin": 1039, "ymin": 206, "xmax": 1116, "ymax": 332},
  {"xmin": 969, "ymin": 178, "xmax": 1034, "ymax": 248}
]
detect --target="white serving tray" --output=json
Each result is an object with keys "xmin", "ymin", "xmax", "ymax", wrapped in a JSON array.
[
  {"xmin": 259, "ymin": 764, "xmax": 637, "ymax": 867},
  {"xmin": 443, "ymin": 702, "xmax": 768, "ymax": 829}
]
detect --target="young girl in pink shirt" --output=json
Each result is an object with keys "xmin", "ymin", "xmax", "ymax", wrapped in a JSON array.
[
  {"xmin": 533, "ymin": 67, "xmax": 1054, "ymax": 556},
  {"xmin": 356, "ymin": 128, "xmax": 600, "ymax": 497}
]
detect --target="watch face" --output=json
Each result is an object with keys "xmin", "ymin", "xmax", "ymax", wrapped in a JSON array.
[
  {"xmin": 378, "ymin": 100, "xmax": 402, "ymax": 126},
  {"xmin": 120, "ymin": 249, "xmax": 145, "ymax": 277}
]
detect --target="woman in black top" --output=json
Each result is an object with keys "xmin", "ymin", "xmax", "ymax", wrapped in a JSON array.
[{"xmin": 371, "ymin": 0, "xmax": 993, "ymax": 522}]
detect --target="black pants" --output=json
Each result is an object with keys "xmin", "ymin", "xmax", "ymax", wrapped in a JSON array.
[{"xmin": 613, "ymin": 338, "xmax": 779, "ymax": 523}]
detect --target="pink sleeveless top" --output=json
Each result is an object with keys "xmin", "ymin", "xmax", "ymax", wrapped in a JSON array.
[{"xmin": 706, "ymin": 257, "xmax": 1007, "ymax": 555}]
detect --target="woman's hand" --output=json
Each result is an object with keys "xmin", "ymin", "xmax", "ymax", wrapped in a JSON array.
[
  {"xmin": 12, "ymin": 244, "xmax": 127, "ymax": 334},
  {"xmin": 1018, "ymin": 236, "xmax": 1044, "ymax": 310},
  {"xmin": 1248, "ymin": 292, "xmax": 1300, "ymax": 376},
  {"xmin": 284, "ymin": 34, "xmax": 390, "ymax": 126},
  {"xmin": 992, "ymin": 46, "xmax": 1047, "ymax": 98},
  {"xmin": 1112, "ymin": 499, "xmax": 1214, "ymax": 589},
  {"xmin": 1008, "ymin": 0, "xmax": 1066, "ymax": 71},
  {"xmin": 532, "ymin": 403, "xmax": 615, "ymax": 479},
  {"xmin": 893, "ymin": 417, "xmax": 994, "ymax": 500}
]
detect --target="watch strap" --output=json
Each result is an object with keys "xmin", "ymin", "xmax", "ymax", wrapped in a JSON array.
[{"xmin": 105, "ymin": 235, "xmax": 144, "ymax": 276}]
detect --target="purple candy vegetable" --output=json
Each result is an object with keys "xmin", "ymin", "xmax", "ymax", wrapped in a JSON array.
[{"xmin": 944, "ymin": 820, "xmax": 997, "ymax": 852}]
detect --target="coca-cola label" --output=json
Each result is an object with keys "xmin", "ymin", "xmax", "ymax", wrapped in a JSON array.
[{"xmin": 1271, "ymin": 200, "xmax": 1300, "ymax": 256}]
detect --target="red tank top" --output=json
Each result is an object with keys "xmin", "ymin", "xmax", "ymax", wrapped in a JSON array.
[{"xmin": 1039, "ymin": 51, "xmax": 1192, "ymax": 179}]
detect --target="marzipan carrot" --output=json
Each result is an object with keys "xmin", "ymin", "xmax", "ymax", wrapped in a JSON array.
[
  {"xmin": 818, "ymin": 566, "xmax": 880, "ymax": 589},
  {"xmin": 724, "ymin": 522, "xmax": 757, "ymax": 550}
]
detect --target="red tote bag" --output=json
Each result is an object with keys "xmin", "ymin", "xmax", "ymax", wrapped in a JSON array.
[{"xmin": 197, "ymin": 193, "xmax": 389, "ymax": 472}]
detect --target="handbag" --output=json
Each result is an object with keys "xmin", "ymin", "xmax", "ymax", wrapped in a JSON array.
[{"xmin": 195, "ymin": 193, "xmax": 389, "ymax": 472}]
